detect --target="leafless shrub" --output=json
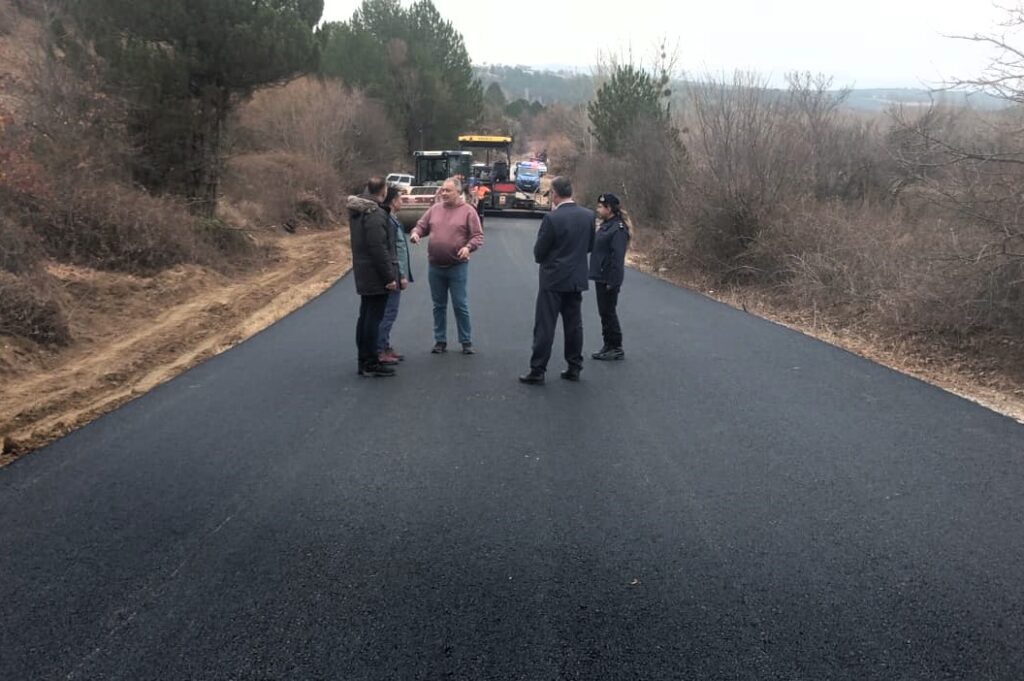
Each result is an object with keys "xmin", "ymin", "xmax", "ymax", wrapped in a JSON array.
[
  {"xmin": 876, "ymin": 218, "xmax": 1024, "ymax": 340},
  {"xmin": 679, "ymin": 72, "xmax": 806, "ymax": 272},
  {"xmin": 528, "ymin": 104, "xmax": 591, "ymax": 172},
  {"xmin": 573, "ymin": 152, "xmax": 630, "ymax": 207},
  {"xmin": 21, "ymin": 22, "xmax": 132, "ymax": 186},
  {"xmin": 0, "ymin": 270, "xmax": 70, "ymax": 345},
  {"xmin": 235, "ymin": 77, "xmax": 403, "ymax": 189},
  {"xmin": 889, "ymin": 95, "xmax": 1024, "ymax": 340},
  {"xmin": 754, "ymin": 201, "xmax": 910, "ymax": 310},
  {"xmin": 0, "ymin": 216, "xmax": 43, "ymax": 274},
  {"xmin": 31, "ymin": 181, "xmax": 205, "ymax": 272},
  {"xmin": 221, "ymin": 151, "xmax": 341, "ymax": 229},
  {"xmin": 0, "ymin": 1, "xmax": 16, "ymax": 35},
  {"xmin": 673, "ymin": 71, "xmax": 897, "ymax": 281},
  {"xmin": 10, "ymin": 0, "xmax": 45, "ymax": 20}
]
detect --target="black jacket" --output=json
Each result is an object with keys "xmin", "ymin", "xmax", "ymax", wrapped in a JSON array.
[
  {"xmin": 348, "ymin": 194, "xmax": 398, "ymax": 296},
  {"xmin": 589, "ymin": 217, "xmax": 629, "ymax": 288},
  {"xmin": 533, "ymin": 202, "xmax": 595, "ymax": 292}
]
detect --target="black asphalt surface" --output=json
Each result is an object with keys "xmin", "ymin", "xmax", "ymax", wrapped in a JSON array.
[{"xmin": 2, "ymin": 217, "xmax": 1023, "ymax": 680}]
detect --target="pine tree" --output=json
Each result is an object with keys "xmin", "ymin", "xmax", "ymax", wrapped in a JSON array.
[
  {"xmin": 320, "ymin": 0, "xmax": 482, "ymax": 151},
  {"xmin": 69, "ymin": 0, "xmax": 323, "ymax": 217},
  {"xmin": 587, "ymin": 65, "xmax": 667, "ymax": 154}
]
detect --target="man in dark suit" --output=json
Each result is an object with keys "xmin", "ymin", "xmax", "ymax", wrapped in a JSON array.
[{"xmin": 520, "ymin": 176, "xmax": 595, "ymax": 385}]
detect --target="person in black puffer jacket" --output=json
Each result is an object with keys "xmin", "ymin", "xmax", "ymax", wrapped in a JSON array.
[
  {"xmin": 588, "ymin": 192, "xmax": 631, "ymax": 361},
  {"xmin": 348, "ymin": 176, "xmax": 399, "ymax": 377}
]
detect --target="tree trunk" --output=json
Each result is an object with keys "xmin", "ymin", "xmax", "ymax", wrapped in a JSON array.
[{"xmin": 185, "ymin": 89, "xmax": 229, "ymax": 219}]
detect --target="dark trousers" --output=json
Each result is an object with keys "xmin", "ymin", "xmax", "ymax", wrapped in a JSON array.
[
  {"xmin": 530, "ymin": 290, "xmax": 583, "ymax": 373},
  {"xmin": 595, "ymin": 282, "xmax": 622, "ymax": 348},
  {"xmin": 356, "ymin": 294, "xmax": 389, "ymax": 367}
]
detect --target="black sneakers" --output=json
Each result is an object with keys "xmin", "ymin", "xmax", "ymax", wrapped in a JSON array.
[
  {"xmin": 461, "ymin": 343, "xmax": 475, "ymax": 355},
  {"xmin": 518, "ymin": 370, "xmax": 545, "ymax": 385},
  {"xmin": 591, "ymin": 347, "xmax": 624, "ymax": 361},
  {"xmin": 431, "ymin": 342, "xmax": 448, "ymax": 354},
  {"xmin": 358, "ymin": 363, "xmax": 396, "ymax": 377}
]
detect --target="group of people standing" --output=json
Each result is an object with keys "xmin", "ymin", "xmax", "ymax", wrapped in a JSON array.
[{"xmin": 347, "ymin": 174, "xmax": 630, "ymax": 383}]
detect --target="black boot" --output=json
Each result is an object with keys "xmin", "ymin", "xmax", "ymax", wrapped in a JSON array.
[
  {"xmin": 518, "ymin": 370, "xmax": 545, "ymax": 385},
  {"xmin": 359, "ymin": 362, "xmax": 396, "ymax": 377},
  {"xmin": 592, "ymin": 347, "xmax": 624, "ymax": 361}
]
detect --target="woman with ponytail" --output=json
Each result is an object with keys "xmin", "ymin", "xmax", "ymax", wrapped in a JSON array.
[{"xmin": 588, "ymin": 192, "xmax": 631, "ymax": 360}]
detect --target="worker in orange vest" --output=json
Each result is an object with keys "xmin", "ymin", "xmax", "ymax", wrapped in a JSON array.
[{"xmin": 469, "ymin": 178, "xmax": 489, "ymax": 224}]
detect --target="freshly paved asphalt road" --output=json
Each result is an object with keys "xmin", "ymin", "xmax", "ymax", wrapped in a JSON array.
[{"xmin": 2, "ymin": 216, "xmax": 1023, "ymax": 680}]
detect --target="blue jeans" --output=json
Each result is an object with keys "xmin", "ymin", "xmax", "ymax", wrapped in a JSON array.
[
  {"xmin": 428, "ymin": 262, "xmax": 471, "ymax": 344},
  {"xmin": 377, "ymin": 290, "xmax": 401, "ymax": 351}
]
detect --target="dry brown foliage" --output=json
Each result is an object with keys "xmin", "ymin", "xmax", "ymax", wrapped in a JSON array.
[
  {"xmin": 0, "ymin": 214, "xmax": 68, "ymax": 344},
  {"xmin": 233, "ymin": 77, "xmax": 402, "ymax": 196},
  {"xmin": 561, "ymin": 64, "xmax": 1024, "ymax": 369},
  {"xmin": 0, "ymin": 270, "xmax": 69, "ymax": 344},
  {"xmin": 221, "ymin": 151, "xmax": 341, "ymax": 229},
  {"xmin": 0, "ymin": 3, "xmax": 15, "ymax": 36}
]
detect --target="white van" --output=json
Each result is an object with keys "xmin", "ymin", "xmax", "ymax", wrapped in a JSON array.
[{"xmin": 386, "ymin": 173, "xmax": 414, "ymax": 192}]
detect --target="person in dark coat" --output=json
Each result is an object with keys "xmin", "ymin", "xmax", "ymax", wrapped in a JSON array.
[
  {"xmin": 348, "ymin": 176, "xmax": 399, "ymax": 377},
  {"xmin": 519, "ymin": 176, "xmax": 595, "ymax": 385},
  {"xmin": 589, "ymin": 192, "xmax": 631, "ymax": 360}
]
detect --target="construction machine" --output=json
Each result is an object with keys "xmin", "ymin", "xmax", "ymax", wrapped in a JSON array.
[{"xmin": 458, "ymin": 135, "xmax": 549, "ymax": 216}]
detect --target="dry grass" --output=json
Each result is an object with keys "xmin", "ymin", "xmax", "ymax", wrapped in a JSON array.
[
  {"xmin": 0, "ymin": 271, "xmax": 69, "ymax": 344},
  {"xmin": 221, "ymin": 152, "xmax": 341, "ymax": 230}
]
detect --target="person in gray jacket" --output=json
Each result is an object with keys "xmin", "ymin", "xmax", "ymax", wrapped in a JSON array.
[
  {"xmin": 519, "ymin": 176, "xmax": 595, "ymax": 385},
  {"xmin": 348, "ymin": 176, "xmax": 399, "ymax": 377},
  {"xmin": 377, "ymin": 185, "xmax": 413, "ymax": 365},
  {"xmin": 589, "ymin": 192, "xmax": 631, "ymax": 360}
]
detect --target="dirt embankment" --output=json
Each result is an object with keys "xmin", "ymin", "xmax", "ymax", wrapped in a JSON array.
[{"xmin": 0, "ymin": 229, "xmax": 350, "ymax": 466}]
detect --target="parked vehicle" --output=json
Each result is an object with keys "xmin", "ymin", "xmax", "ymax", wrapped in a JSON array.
[
  {"xmin": 515, "ymin": 167, "xmax": 541, "ymax": 193},
  {"xmin": 386, "ymin": 173, "xmax": 414, "ymax": 192},
  {"xmin": 457, "ymin": 134, "xmax": 548, "ymax": 216}
]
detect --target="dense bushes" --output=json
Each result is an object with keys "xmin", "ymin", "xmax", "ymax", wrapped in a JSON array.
[{"xmin": 560, "ymin": 66, "xmax": 1024, "ymax": 363}]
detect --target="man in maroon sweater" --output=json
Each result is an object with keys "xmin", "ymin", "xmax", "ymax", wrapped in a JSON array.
[{"xmin": 410, "ymin": 178, "xmax": 484, "ymax": 354}]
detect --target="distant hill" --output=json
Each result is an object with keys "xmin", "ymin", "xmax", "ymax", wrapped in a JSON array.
[
  {"xmin": 474, "ymin": 65, "xmax": 1010, "ymax": 112},
  {"xmin": 474, "ymin": 65, "xmax": 595, "ymax": 106},
  {"xmin": 843, "ymin": 88, "xmax": 1007, "ymax": 112}
]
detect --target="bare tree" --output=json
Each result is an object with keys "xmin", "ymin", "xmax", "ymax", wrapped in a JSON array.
[
  {"xmin": 891, "ymin": 3, "xmax": 1024, "ymax": 264},
  {"xmin": 883, "ymin": 6, "xmax": 1024, "ymax": 338}
]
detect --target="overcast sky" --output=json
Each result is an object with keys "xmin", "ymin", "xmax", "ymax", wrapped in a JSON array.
[{"xmin": 320, "ymin": 0, "xmax": 1009, "ymax": 88}]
